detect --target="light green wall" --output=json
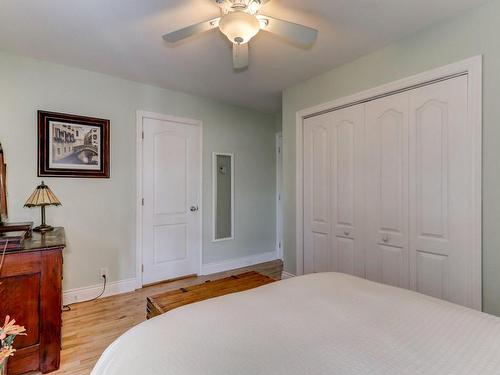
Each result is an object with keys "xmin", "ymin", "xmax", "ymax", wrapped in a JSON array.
[
  {"xmin": 282, "ymin": 0, "xmax": 500, "ymax": 315},
  {"xmin": 0, "ymin": 51, "xmax": 276, "ymax": 291}
]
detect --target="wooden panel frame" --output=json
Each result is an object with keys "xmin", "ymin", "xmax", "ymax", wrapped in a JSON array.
[
  {"xmin": 39, "ymin": 249, "xmax": 63, "ymax": 373},
  {"xmin": 1, "ymin": 249, "xmax": 63, "ymax": 374}
]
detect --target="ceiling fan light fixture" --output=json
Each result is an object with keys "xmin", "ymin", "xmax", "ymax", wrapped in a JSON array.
[
  {"xmin": 219, "ymin": 11, "xmax": 260, "ymax": 44},
  {"xmin": 247, "ymin": 1, "xmax": 261, "ymax": 14},
  {"xmin": 163, "ymin": 0, "xmax": 319, "ymax": 70}
]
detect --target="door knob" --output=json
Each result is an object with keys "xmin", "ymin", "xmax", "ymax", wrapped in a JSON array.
[{"xmin": 190, "ymin": 206, "xmax": 199, "ymax": 212}]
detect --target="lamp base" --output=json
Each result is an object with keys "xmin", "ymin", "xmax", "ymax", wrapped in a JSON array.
[{"xmin": 33, "ymin": 224, "xmax": 54, "ymax": 233}]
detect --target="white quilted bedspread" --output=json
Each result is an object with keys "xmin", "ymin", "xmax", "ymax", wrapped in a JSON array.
[{"xmin": 91, "ymin": 273, "xmax": 500, "ymax": 374}]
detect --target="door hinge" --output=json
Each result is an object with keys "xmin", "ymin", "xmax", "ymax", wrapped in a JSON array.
[
  {"xmin": 142, "ymin": 131, "xmax": 144, "ymax": 140},
  {"xmin": 142, "ymin": 198, "xmax": 144, "ymax": 206},
  {"xmin": 279, "ymin": 242, "xmax": 282, "ymax": 249},
  {"xmin": 142, "ymin": 264, "xmax": 144, "ymax": 273}
]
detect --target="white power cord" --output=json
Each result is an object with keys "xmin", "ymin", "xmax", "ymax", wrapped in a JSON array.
[{"xmin": 62, "ymin": 274, "xmax": 107, "ymax": 312}]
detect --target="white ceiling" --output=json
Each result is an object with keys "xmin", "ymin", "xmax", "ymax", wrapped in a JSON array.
[{"xmin": 0, "ymin": 0, "xmax": 488, "ymax": 112}]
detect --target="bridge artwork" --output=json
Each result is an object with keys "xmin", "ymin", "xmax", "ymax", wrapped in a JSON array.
[{"xmin": 73, "ymin": 144, "xmax": 98, "ymax": 156}]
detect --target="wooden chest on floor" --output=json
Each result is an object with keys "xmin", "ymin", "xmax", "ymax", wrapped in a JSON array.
[
  {"xmin": 0, "ymin": 228, "xmax": 65, "ymax": 374},
  {"xmin": 146, "ymin": 271, "xmax": 276, "ymax": 319}
]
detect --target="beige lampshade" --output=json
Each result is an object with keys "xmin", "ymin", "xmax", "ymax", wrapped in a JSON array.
[{"xmin": 24, "ymin": 181, "xmax": 62, "ymax": 207}]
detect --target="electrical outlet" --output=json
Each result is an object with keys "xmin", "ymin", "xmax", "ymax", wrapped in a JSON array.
[{"xmin": 100, "ymin": 267, "xmax": 108, "ymax": 279}]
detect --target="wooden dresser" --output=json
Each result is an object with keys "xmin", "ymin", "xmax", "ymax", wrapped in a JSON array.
[{"xmin": 0, "ymin": 228, "xmax": 65, "ymax": 374}]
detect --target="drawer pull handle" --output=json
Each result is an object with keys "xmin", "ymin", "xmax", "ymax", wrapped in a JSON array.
[
  {"xmin": 344, "ymin": 231, "xmax": 350, "ymax": 236},
  {"xmin": 382, "ymin": 235, "xmax": 389, "ymax": 243}
]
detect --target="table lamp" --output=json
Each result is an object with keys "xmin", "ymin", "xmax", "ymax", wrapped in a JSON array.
[{"xmin": 24, "ymin": 181, "xmax": 61, "ymax": 232}]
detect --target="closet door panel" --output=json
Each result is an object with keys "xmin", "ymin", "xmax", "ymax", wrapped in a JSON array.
[
  {"xmin": 330, "ymin": 106, "xmax": 365, "ymax": 277},
  {"xmin": 303, "ymin": 115, "xmax": 332, "ymax": 274},
  {"xmin": 416, "ymin": 100, "xmax": 449, "ymax": 240},
  {"xmin": 337, "ymin": 237, "xmax": 355, "ymax": 275},
  {"xmin": 365, "ymin": 93, "xmax": 409, "ymax": 288},
  {"xmin": 380, "ymin": 244, "xmax": 406, "ymax": 288},
  {"xmin": 312, "ymin": 232, "xmax": 330, "ymax": 273},
  {"xmin": 409, "ymin": 75, "xmax": 470, "ymax": 306},
  {"xmin": 336, "ymin": 121, "xmax": 355, "ymax": 227},
  {"xmin": 415, "ymin": 251, "xmax": 449, "ymax": 300}
]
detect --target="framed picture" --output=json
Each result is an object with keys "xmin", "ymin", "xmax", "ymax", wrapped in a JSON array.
[{"xmin": 38, "ymin": 111, "xmax": 110, "ymax": 178}]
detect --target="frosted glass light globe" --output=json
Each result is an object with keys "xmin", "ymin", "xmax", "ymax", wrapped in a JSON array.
[{"xmin": 219, "ymin": 12, "xmax": 260, "ymax": 44}]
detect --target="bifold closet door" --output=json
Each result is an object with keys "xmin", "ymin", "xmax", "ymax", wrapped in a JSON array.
[
  {"xmin": 303, "ymin": 74, "xmax": 476, "ymax": 308},
  {"xmin": 303, "ymin": 114, "xmax": 332, "ymax": 274},
  {"xmin": 329, "ymin": 106, "xmax": 365, "ymax": 277},
  {"xmin": 303, "ymin": 105, "xmax": 364, "ymax": 276},
  {"xmin": 365, "ymin": 92, "xmax": 410, "ymax": 289},
  {"xmin": 408, "ymin": 76, "xmax": 471, "ymax": 307}
]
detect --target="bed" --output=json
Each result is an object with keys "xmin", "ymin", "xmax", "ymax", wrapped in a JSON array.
[{"xmin": 91, "ymin": 273, "xmax": 500, "ymax": 374}]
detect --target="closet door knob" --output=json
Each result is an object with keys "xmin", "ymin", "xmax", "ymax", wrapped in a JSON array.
[{"xmin": 190, "ymin": 206, "xmax": 199, "ymax": 212}]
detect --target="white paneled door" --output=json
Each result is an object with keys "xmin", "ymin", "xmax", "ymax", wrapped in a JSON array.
[
  {"xmin": 142, "ymin": 116, "xmax": 201, "ymax": 285},
  {"xmin": 330, "ymin": 106, "xmax": 365, "ymax": 278},
  {"xmin": 408, "ymin": 76, "xmax": 470, "ymax": 306},
  {"xmin": 303, "ymin": 105, "xmax": 365, "ymax": 277},
  {"xmin": 303, "ymin": 114, "xmax": 331, "ymax": 274},
  {"xmin": 302, "ymin": 74, "xmax": 479, "ymax": 309},
  {"xmin": 365, "ymin": 92, "xmax": 410, "ymax": 289}
]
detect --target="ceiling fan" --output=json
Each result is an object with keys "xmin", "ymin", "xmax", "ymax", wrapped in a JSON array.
[{"xmin": 162, "ymin": 0, "xmax": 318, "ymax": 70}]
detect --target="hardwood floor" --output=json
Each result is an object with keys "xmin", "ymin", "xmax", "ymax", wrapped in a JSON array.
[{"xmin": 45, "ymin": 260, "xmax": 283, "ymax": 375}]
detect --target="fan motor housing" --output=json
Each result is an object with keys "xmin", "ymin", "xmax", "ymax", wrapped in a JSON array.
[{"xmin": 216, "ymin": 0, "xmax": 262, "ymax": 14}]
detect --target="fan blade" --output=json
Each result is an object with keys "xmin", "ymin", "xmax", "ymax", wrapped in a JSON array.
[
  {"xmin": 233, "ymin": 43, "xmax": 249, "ymax": 70},
  {"xmin": 163, "ymin": 18, "xmax": 220, "ymax": 43},
  {"xmin": 257, "ymin": 15, "xmax": 318, "ymax": 46}
]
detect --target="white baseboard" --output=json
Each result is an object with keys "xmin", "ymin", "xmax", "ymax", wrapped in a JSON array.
[
  {"xmin": 281, "ymin": 271, "xmax": 296, "ymax": 279},
  {"xmin": 63, "ymin": 252, "xmax": 279, "ymax": 305},
  {"xmin": 63, "ymin": 277, "xmax": 137, "ymax": 306},
  {"xmin": 201, "ymin": 251, "xmax": 279, "ymax": 276}
]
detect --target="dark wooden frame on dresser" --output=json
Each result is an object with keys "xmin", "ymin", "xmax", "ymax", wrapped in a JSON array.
[{"xmin": 0, "ymin": 228, "xmax": 65, "ymax": 374}]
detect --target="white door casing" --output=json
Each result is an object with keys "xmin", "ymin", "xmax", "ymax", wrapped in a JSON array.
[
  {"xmin": 139, "ymin": 113, "xmax": 202, "ymax": 286},
  {"xmin": 276, "ymin": 133, "xmax": 284, "ymax": 258}
]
